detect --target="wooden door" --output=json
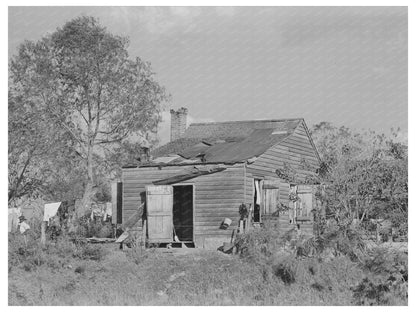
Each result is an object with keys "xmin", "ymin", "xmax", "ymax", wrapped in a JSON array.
[
  {"xmin": 263, "ymin": 178, "xmax": 280, "ymax": 215},
  {"xmin": 264, "ymin": 189, "xmax": 279, "ymax": 215},
  {"xmin": 146, "ymin": 185, "xmax": 173, "ymax": 243}
]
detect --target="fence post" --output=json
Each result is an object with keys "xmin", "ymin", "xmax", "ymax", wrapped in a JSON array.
[{"xmin": 41, "ymin": 221, "xmax": 46, "ymax": 246}]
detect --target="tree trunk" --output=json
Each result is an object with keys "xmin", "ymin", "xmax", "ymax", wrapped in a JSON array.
[
  {"xmin": 78, "ymin": 150, "xmax": 94, "ymax": 218},
  {"xmin": 79, "ymin": 181, "xmax": 93, "ymax": 218}
]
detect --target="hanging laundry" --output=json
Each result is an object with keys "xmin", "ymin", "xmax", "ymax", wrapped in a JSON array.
[
  {"xmin": 18, "ymin": 215, "xmax": 30, "ymax": 234},
  {"xmin": 254, "ymin": 180, "xmax": 261, "ymax": 205},
  {"xmin": 43, "ymin": 202, "xmax": 62, "ymax": 225},
  {"xmin": 8, "ymin": 207, "xmax": 21, "ymax": 233}
]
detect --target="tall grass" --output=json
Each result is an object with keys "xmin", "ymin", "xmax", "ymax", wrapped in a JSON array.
[
  {"xmin": 9, "ymin": 222, "xmax": 407, "ymax": 305},
  {"xmin": 234, "ymin": 223, "xmax": 407, "ymax": 306}
]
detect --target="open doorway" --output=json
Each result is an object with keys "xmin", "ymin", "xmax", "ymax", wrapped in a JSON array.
[
  {"xmin": 173, "ymin": 185, "xmax": 194, "ymax": 242},
  {"xmin": 253, "ymin": 179, "xmax": 262, "ymax": 223}
]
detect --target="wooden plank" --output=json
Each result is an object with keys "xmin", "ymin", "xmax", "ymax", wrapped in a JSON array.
[
  {"xmin": 194, "ymin": 220, "xmax": 237, "ymax": 226},
  {"xmin": 262, "ymin": 150, "xmax": 318, "ymax": 164},
  {"xmin": 195, "ymin": 193, "xmax": 244, "ymax": 199},
  {"xmin": 195, "ymin": 190, "xmax": 245, "ymax": 196},
  {"xmin": 264, "ymin": 149, "xmax": 318, "ymax": 163},
  {"xmin": 122, "ymin": 179, "xmax": 245, "ymax": 186},
  {"xmin": 111, "ymin": 181, "xmax": 117, "ymax": 225},
  {"xmin": 146, "ymin": 185, "xmax": 173, "ymax": 242},
  {"xmin": 195, "ymin": 216, "xmax": 239, "ymax": 222},
  {"xmin": 194, "ymin": 202, "xmax": 243, "ymax": 208},
  {"xmin": 195, "ymin": 210, "xmax": 241, "ymax": 216}
]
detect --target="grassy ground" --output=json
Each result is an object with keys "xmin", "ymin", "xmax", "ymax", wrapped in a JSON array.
[
  {"xmin": 8, "ymin": 224, "xmax": 407, "ymax": 306},
  {"xmin": 9, "ymin": 242, "xmax": 368, "ymax": 305}
]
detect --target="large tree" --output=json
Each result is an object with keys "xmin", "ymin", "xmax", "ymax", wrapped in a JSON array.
[{"xmin": 9, "ymin": 16, "xmax": 168, "ymax": 212}]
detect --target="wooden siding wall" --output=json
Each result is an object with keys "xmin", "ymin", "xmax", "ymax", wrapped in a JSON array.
[
  {"xmin": 247, "ymin": 122, "xmax": 319, "ymax": 202},
  {"xmin": 244, "ymin": 169, "xmax": 254, "ymax": 208},
  {"xmin": 122, "ymin": 163, "xmax": 246, "ymax": 247}
]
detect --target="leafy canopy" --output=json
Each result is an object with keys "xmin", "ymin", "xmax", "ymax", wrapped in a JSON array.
[{"xmin": 9, "ymin": 16, "xmax": 168, "ymax": 204}]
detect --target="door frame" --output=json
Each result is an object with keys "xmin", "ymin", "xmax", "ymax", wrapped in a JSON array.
[{"xmin": 172, "ymin": 183, "xmax": 195, "ymax": 242}]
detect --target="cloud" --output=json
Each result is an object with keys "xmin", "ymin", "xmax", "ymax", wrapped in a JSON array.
[
  {"xmin": 105, "ymin": 7, "xmax": 235, "ymax": 36},
  {"xmin": 137, "ymin": 7, "xmax": 202, "ymax": 35},
  {"xmin": 215, "ymin": 7, "xmax": 236, "ymax": 17}
]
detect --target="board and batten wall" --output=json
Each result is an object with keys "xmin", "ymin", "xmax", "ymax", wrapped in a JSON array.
[{"xmin": 122, "ymin": 163, "xmax": 247, "ymax": 248}]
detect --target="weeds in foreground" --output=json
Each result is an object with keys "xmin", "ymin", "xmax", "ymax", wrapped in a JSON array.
[
  {"xmin": 9, "ymin": 233, "xmax": 107, "ymax": 273},
  {"xmin": 351, "ymin": 247, "xmax": 408, "ymax": 305},
  {"xmin": 234, "ymin": 224, "xmax": 407, "ymax": 306},
  {"xmin": 9, "ymin": 223, "xmax": 408, "ymax": 306}
]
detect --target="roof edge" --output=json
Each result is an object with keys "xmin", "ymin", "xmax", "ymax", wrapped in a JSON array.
[
  {"xmin": 257, "ymin": 118, "xmax": 322, "ymax": 165},
  {"xmin": 122, "ymin": 161, "xmax": 245, "ymax": 169},
  {"xmin": 189, "ymin": 117, "xmax": 304, "ymax": 126},
  {"xmin": 300, "ymin": 119, "xmax": 322, "ymax": 163}
]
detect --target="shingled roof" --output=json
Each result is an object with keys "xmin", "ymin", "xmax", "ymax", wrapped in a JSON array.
[{"xmin": 150, "ymin": 118, "xmax": 303, "ymax": 165}]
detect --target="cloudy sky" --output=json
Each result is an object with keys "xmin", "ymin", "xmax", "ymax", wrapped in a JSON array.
[{"xmin": 9, "ymin": 6, "xmax": 408, "ymax": 144}]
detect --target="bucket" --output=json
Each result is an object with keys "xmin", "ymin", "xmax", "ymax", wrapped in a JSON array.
[{"xmin": 223, "ymin": 218, "xmax": 232, "ymax": 227}]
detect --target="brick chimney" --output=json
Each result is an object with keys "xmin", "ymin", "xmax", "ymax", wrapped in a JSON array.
[{"xmin": 170, "ymin": 107, "xmax": 188, "ymax": 141}]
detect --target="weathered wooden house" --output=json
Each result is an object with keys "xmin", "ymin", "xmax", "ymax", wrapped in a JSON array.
[{"xmin": 115, "ymin": 108, "xmax": 321, "ymax": 249}]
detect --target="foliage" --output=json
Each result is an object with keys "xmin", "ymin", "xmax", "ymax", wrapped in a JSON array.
[
  {"xmin": 234, "ymin": 224, "xmax": 407, "ymax": 305},
  {"xmin": 295, "ymin": 220, "xmax": 368, "ymax": 262},
  {"xmin": 234, "ymin": 225, "xmax": 285, "ymax": 263},
  {"xmin": 8, "ymin": 232, "xmax": 107, "ymax": 273},
  {"xmin": 9, "ymin": 16, "xmax": 168, "ymax": 208},
  {"xmin": 311, "ymin": 122, "xmax": 408, "ymax": 237},
  {"xmin": 68, "ymin": 213, "xmax": 114, "ymax": 238},
  {"xmin": 351, "ymin": 247, "xmax": 407, "ymax": 305},
  {"xmin": 8, "ymin": 91, "xmax": 77, "ymax": 202}
]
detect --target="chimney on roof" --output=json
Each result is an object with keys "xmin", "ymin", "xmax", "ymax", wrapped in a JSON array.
[{"xmin": 170, "ymin": 107, "xmax": 188, "ymax": 141}]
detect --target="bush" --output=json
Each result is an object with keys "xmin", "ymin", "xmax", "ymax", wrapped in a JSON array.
[
  {"xmin": 8, "ymin": 230, "xmax": 107, "ymax": 274},
  {"xmin": 69, "ymin": 213, "xmax": 114, "ymax": 238},
  {"xmin": 72, "ymin": 244, "xmax": 106, "ymax": 261},
  {"xmin": 351, "ymin": 247, "xmax": 408, "ymax": 305},
  {"xmin": 234, "ymin": 224, "xmax": 365, "ymax": 303},
  {"xmin": 272, "ymin": 262, "xmax": 296, "ymax": 285},
  {"xmin": 234, "ymin": 225, "xmax": 285, "ymax": 262},
  {"xmin": 8, "ymin": 233, "xmax": 49, "ymax": 269}
]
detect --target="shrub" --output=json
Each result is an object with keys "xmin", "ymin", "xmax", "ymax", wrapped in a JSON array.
[
  {"xmin": 234, "ymin": 223, "xmax": 365, "ymax": 303},
  {"xmin": 272, "ymin": 262, "xmax": 296, "ymax": 285},
  {"xmin": 69, "ymin": 214, "xmax": 114, "ymax": 238},
  {"xmin": 351, "ymin": 247, "xmax": 408, "ymax": 305},
  {"xmin": 234, "ymin": 225, "xmax": 285, "ymax": 263},
  {"xmin": 8, "ymin": 233, "xmax": 48, "ymax": 269},
  {"xmin": 72, "ymin": 243, "xmax": 106, "ymax": 261}
]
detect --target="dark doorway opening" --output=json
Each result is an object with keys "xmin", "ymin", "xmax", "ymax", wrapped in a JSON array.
[
  {"xmin": 116, "ymin": 182, "xmax": 123, "ymax": 224},
  {"xmin": 173, "ymin": 185, "xmax": 193, "ymax": 242}
]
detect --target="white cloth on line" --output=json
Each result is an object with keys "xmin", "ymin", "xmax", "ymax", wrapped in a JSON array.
[
  {"xmin": 8, "ymin": 208, "xmax": 21, "ymax": 232},
  {"xmin": 19, "ymin": 221, "xmax": 30, "ymax": 234},
  {"xmin": 105, "ymin": 202, "xmax": 112, "ymax": 217},
  {"xmin": 43, "ymin": 202, "xmax": 62, "ymax": 223},
  {"xmin": 254, "ymin": 180, "xmax": 261, "ymax": 205}
]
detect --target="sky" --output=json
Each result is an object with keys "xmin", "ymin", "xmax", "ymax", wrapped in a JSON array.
[{"xmin": 8, "ymin": 6, "xmax": 408, "ymax": 145}]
